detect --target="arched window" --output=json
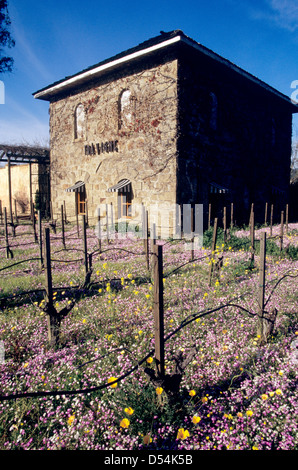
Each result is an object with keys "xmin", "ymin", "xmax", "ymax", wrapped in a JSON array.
[
  {"xmin": 74, "ymin": 104, "xmax": 85, "ymax": 140},
  {"xmin": 118, "ymin": 90, "xmax": 135, "ymax": 129}
]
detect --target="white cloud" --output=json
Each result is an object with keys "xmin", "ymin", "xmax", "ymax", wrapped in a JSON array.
[{"xmin": 266, "ymin": 0, "xmax": 298, "ymax": 31}]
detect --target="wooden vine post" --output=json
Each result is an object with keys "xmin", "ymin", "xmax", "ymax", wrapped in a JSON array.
[
  {"xmin": 191, "ymin": 206, "xmax": 194, "ymax": 260},
  {"xmin": 208, "ymin": 203, "xmax": 211, "ymax": 229},
  {"xmin": 257, "ymin": 232, "xmax": 266, "ymax": 341},
  {"xmin": 264, "ymin": 202, "xmax": 268, "ymax": 226},
  {"xmin": 208, "ymin": 217, "xmax": 218, "ymax": 286},
  {"xmin": 223, "ymin": 206, "xmax": 227, "ymax": 245},
  {"xmin": 38, "ymin": 210, "xmax": 44, "ymax": 268},
  {"xmin": 44, "ymin": 227, "xmax": 75, "ymax": 346},
  {"xmin": 32, "ymin": 203, "xmax": 37, "ymax": 242},
  {"xmin": 270, "ymin": 204, "xmax": 274, "ymax": 237},
  {"xmin": 44, "ymin": 227, "xmax": 57, "ymax": 346},
  {"xmin": 97, "ymin": 207, "xmax": 102, "ymax": 253},
  {"xmin": 14, "ymin": 199, "xmax": 18, "ymax": 225},
  {"xmin": 285, "ymin": 204, "xmax": 289, "ymax": 234},
  {"xmin": 82, "ymin": 215, "xmax": 88, "ymax": 275},
  {"xmin": 280, "ymin": 211, "xmax": 284, "ymax": 252},
  {"xmin": 63, "ymin": 200, "xmax": 68, "ymax": 224},
  {"xmin": 142, "ymin": 205, "xmax": 149, "ymax": 270},
  {"xmin": 4, "ymin": 207, "xmax": 13, "ymax": 259},
  {"xmin": 249, "ymin": 203, "xmax": 254, "ymax": 227},
  {"xmin": 61, "ymin": 204, "xmax": 65, "ymax": 248},
  {"xmin": 76, "ymin": 201, "xmax": 79, "ymax": 237},
  {"xmin": 230, "ymin": 202, "xmax": 234, "ymax": 229},
  {"xmin": 106, "ymin": 204, "xmax": 109, "ymax": 244},
  {"xmin": 250, "ymin": 208, "xmax": 255, "ymax": 264},
  {"xmin": 152, "ymin": 244, "xmax": 165, "ymax": 378}
]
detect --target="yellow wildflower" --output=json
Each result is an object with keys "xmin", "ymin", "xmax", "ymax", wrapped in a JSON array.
[
  {"xmin": 176, "ymin": 428, "xmax": 190, "ymax": 440},
  {"xmin": 192, "ymin": 416, "xmax": 201, "ymax": 424},
  {"xmin": 156, "ymin": 387, "xmax": 163, "ymax": 395},
  {"xmin": 108, "ymin": 377, "xmax": 118, "ymax": 388},
  {"xmin": 146, "ymin": 357, "xmax": 154, "ymax": 364},
  {"xmin": 124, "ymin": 407, "xmax": 134, "ymax": 415},
  {"xmin": 189, "ymin": 390, "xmax": 196, "ymax": 397},
  {"xmin": 120, "ymin": 418, "xmax": 130, "ymax": 428},
  {"xmin": 261, "ymin": 394, "xmax": 268, "ymax": 400},
  {"xmin": 67, "ymin": 415, "xmax": 75, "ymax": 426}
]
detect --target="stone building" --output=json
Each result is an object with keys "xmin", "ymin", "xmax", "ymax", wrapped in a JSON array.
[{"xmin": 33, "ymin": 30, "xmax": 297, "ymax": 235}]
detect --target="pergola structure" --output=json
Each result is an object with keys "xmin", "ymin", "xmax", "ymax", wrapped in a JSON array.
[{"xmin": 0, "ymin": 144, "xmax": 50, "ymax": 223}]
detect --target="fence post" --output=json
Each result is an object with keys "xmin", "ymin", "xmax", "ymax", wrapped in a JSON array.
[
  {"xmin": 264, "ymin": 202, "xmax": 268, "ymax": 226},
  {"xmin": 285, "ymin": 204, "xmax": 289, "ymax": 234},
  {"xmin": 153, "ymin": 244, "xmax": 165, "ymax": 378},
  {"xmin": 257, "ymin": 232, "xmax": 266, "ymax": 342},
  {"xmin": 61, "ymin": 204, "xmax": 65, "ymax": 248},
  {"xmin": 0, "ymin": 200, "xmax": 2, "ymax": 224},
  {"xmin": 270, "ymin": 204, "xmax": 274, "ymax": 237},
  {"xmin": 38, "ymin": 210, "xmax": 44, "ymax": 268},
  {"xmin": 208, "ymin": 217, "xmax": 218, "ymax": 286},
  {"xmin": 82, "ymin": 215, "xmax": 88, "ymax": 275},
  {"xmin": 280, "ymin": 211, "xmax": 284, "ymax": 252}
]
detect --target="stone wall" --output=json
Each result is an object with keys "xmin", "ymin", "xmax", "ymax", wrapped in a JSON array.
[
  {"xmin": 49, "ymin": 58, "xmax": 179, "ymax": 236},
  {"xmin": 177, "ymin": 46, "xmax": 292, "ymax": 226}
]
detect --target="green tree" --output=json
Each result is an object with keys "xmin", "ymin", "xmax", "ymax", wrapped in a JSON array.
[{"xmin": 0, "ymin": 0, "xmax": 15, "ymax": 73}]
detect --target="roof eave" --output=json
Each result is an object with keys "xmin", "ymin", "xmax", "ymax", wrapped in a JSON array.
[
  {"xmin": 33, "ymin": 32, "xmax": 298, "ymax": 112},
  {"xmin": 33, "ymin": 35, "xmax": 182, "ymax": 101}
]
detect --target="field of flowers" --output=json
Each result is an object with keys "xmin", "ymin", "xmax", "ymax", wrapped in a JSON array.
[{"xmin": 0, "ymin": 220, "xmax": 297, "ymax": 450}]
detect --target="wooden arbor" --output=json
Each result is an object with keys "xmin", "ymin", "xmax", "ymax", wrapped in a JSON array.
[{"xmin": 0, "ymin": 144, "xmax": 50, "ymax": 223}]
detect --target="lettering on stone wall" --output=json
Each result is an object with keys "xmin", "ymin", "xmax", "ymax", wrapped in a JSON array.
[{"xmin": 85, "ymin": 140, "xmax": 119, "ymax": 156}]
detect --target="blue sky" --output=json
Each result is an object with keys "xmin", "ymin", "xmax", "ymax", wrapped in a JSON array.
[{"xmin": 1, "ymin": 0, "xmax": 298, "ymax": 146}]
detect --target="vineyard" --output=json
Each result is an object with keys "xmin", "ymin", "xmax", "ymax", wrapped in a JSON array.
[{"xmin": 0, "ymin": 214, "xmax": 297, "ymax": 451}]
